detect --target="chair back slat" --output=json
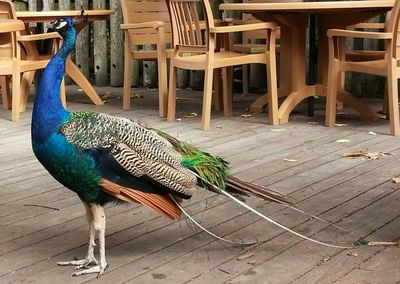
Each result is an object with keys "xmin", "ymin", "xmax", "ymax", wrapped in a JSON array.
[
  {"xmin": 168, "ymin": 0, "xmax": 214, "ymax": 51},
  {"xmin": 385, "ymin": 0, "xmax": 400, "ymax": 58},
  {"xmin": 121, "ymin": 0, "xmax": 172, "ymax": 45},
  {"xmin": 0, "ymin": 1, "xmax": 17, "ymax": 56}
]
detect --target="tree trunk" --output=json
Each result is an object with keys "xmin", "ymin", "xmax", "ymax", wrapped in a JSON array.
[
  {"xmin": 75, "ymin": 0, "xmax": 90, "ymax": 79},
  {"xmin": 110, "ymin": 0, "xmax": 124, "ymax": 86}
]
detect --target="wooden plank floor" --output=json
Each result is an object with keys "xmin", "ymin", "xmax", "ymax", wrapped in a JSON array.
[{"xmin": 1, "ymin": 86, "xmax": 400, "ymax": 284}]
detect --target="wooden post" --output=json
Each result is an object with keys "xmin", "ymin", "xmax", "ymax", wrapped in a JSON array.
[
  {"xmin": 177, "ymin": 69, "xmax": 189, "ymax": 89},
  {"xmin": 93, "ymin": 0, "xmax": 108, "ymax": 86},
  {"xmin": 143, "ymin": 44, "xmax": 157, "ymax": 87},
  {"xmin": 110, "ymin": 0, "xmax": 124, "ymax": 86},
  {"xmin": 58, "ymin": 0, "xmax": 71, "ymax": 10},
  {"xmin": 75, "ymin": 0, "xmax": 89, "ymax": 79},
  {"xmin": 42, "ymin": 0, "xmax": 54, "ymax": 11},
  {"xmin": 58, "ymin": 0, "xmax": 72, "ymax": 84},
  {"xmin": 132, "ymin": 46, "xmax": 140, "ymax": 87}
]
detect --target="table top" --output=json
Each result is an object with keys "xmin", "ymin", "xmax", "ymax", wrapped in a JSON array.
[
  {"xmin": 16, "ymin": 10, "xmax": 113, "ymax": 22},
  {"xmin": 220, "ymin": 0, "xmax": 394, "ymax": 13},
  {"xmin": 0, "ymin": 19, "xmax": 25, "ymax": 33}
]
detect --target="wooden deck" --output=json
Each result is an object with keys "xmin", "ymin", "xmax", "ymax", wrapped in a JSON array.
[{"xmin": 1, "ymin": 86, "xmax": 400, "ymax": 284}]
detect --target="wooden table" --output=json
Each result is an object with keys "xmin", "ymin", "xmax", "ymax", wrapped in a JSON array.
[
  {"xmin": 16, "ymin": 10, "xmax": 114, "ymax": 106},
  {"xmin": 220, "ymin": 0, "xmax": 394, "ymax": 124}
]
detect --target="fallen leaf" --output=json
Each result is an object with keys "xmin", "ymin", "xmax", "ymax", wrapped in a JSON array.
[
  {"xmin": 347, "ymin": 252, "xmax": 359, "ymax": 257},
  {"xmin": 341, "ymin": 151, "xmax": 391, "ymax": 160},
  {"xmin": 368, "ymin": 131, "xmax": 376, "ymax": 136},
  {"xmin": 100, "ymin": 93, "xmax": 112, "ymax": 100},
  {"xmin": 237, "ymin": 253, "xmax": 254, "ymax": 261},
  {"xmin": 241, "ymin": 114, "xmax": 252, "ymax": 118},
  {"xmin": 323, "ymin": 256, "xmax": 330, "ymax": 263},
  {"xmin": 283, "ymin": 158, "xmax": 297, "ymax": 162},
  {"xmin": 377, "ymin": 112, "xmax": 387, "ymax": 119},
  {"xmin": 183, "ymin": 112, "xmax": 198, "ymax": 118},
  {"xmin": 271, "ymin": 128, "xmax": 286, "ymax": 132},
  {"xmin": 334, "ymin": 123, "xmax": 348, "ymax": 127},
  {"xmin": 392, "ymin": 176, "xmax": 400, "ymax": 184},
  {"xmin": 336, "ymin": 139, "xmax": 350, "ymax": 143},
  {"xmin": 131, "ymin": 93, "xmax": 144, "ymax": 99}
]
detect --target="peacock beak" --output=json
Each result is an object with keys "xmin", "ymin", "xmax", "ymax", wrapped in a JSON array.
[{"xmin": 47, "ymin": 21, "xmax": 56, "ymax": 30}]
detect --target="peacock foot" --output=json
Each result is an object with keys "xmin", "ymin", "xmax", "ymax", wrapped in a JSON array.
[
  {"xmin": 57, "ymin": 256, "xmax": 99, "ymax": 270},
  {"xmin": 72, "ymin": 263, "xmax": 108, "ymax": 278}
]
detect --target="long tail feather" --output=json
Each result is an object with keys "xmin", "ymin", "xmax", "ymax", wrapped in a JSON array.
[
  {"xmin": 100, "ymin": 179, "xmax": 181, "ymax": 220},
  {"xmin": 190, "ymin": 172, "xmax": 353, "ymax": 249},
  {"xmin": 226, "ymin": 176, "xmax": 294, "ymax": 206},
  {"xmin": 220, "ymin": 190, "xmax": 352, "ymax": 249}
]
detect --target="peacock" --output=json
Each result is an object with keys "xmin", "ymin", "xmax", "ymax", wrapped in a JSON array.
[{"xmin": 31, "ymin": 16, "xmax": 350, "ymax": 278}]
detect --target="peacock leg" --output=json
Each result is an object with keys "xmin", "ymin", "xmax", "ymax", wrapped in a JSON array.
[
  {"xmin": 57, "ymin": 202, "xmax": 98, "ymax": 268},
  {"xmin": 72, "ymin": 203, "xmax": 108, "ymax": 278}
]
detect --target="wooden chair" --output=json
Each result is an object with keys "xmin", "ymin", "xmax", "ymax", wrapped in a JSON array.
[
  {"xmin": 120, "ymin": 0, "xmax": 171, "ymax": 117},
  {"xmin": 0, "ymin": 0, "xmax": 61, "ymax": 121},
  {"xmin": 166, "ymin": 0, "xmax": 279, "ymax": 130},
  {"xmin": 325, "ymin": 0, "xmax": 400, "ymax": 136}
]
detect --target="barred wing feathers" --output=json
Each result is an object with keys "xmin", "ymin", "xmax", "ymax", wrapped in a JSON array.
[{"xmin": 60, "ymin": 112, "xmax": 197, "ymax": 199}]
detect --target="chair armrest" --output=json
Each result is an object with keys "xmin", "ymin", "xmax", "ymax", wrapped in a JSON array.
[
  {"xmin": 348, "ymin": 23, "xmax": 385, "ymax": 29},
  {"xmin": 120, "ymin": 22, "xmax": 164, "ymax": 30},
  {"xmin": 17, "ymin": 32, "xmax": 61, "ymax": 41},
  {"xmin": 210, "ymin": 22, "xmax": 278, "ymax": 33},
  {"xmin": 327, "ymin": 29, "xmax": 392, "ymax": 39}
]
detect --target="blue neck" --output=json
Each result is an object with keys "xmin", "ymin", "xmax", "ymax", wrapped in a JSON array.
[{"xmin": 32, "ymin": 27, "xmax": 76, "ymax": 143}]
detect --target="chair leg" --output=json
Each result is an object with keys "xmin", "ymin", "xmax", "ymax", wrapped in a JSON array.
[
  {"xmin": 222, "ymin": 67, "xmax": 233, "ymax": 116},
  {"xmin": 61, "ymin": 77, "xmax": 66, "ymax": 108},
  {"xmin": 157, "ymin": 47, "xmax": 168, "ymax": 118},
  {"xmin": 20, "ymin": 71, "xmax": 35, "ymax": 112},
  {"xmin": 201, "ymin": 64, "xmax": 214, "ymax": 130},
  {"xmin": 336, "ymin": 72, "xmax": 345, "ymax": 111},
  {"xmin": 11, "ymin": 68, "xmax": 21, "ymax": 122},
  {"xmin": 1, "ymin": 76, "xmax": 10, "ymax": 110},
  {"xmin": 123, "ymin": 40, "xmax": 132, "ymax": 110},
  {"xmin": 167, "ymin": 64, "xmax": 177, "ymax": 123},
  {"xmin": 387, "ymin": 59, "xmax": 400, "ymax": 136},
  {"xmin": 325, "ymin": 62, "xmax": 339, "ymax": 127},
  {"xmin": 267, "ymin": 56, "xmax": 279, "ymax": 125},
  {"xmin": 243, "ymin": 64, "xmax": 249, "ymax": 96},
  {"xmin": 212, "ymin": 69, "xmax": 223, "ymax": 111},
  {"xmin": 382, "ymin": 80, "xmax": 389, "ymax": 118}
]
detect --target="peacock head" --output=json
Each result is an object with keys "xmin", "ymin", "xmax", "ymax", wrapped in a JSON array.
[{"xmin": 49, "ymin": 17, "xmax": 75, "ymax": 39}]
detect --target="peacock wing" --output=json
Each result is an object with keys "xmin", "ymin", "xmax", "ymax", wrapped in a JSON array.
[{"xmin": 59, "ymin": 112, "xmax": 197, "ymax": 198}]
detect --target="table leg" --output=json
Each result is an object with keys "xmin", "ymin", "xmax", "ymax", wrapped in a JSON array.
[
  {"xmin": 65, "ymin": 58, "xmax": 103, "ymax": 105},
  {"xmin": 276, "ymin": 16, "xmax": 309, "ymax": 124},
  {"xmin": 250, "ymin": 86, "xmax": 290, "ymax": 113}
]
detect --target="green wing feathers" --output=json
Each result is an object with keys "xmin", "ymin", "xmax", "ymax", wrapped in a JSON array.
[{"xmin": 153, "ymin": 129, "xmax": 229, "ymax": 192}]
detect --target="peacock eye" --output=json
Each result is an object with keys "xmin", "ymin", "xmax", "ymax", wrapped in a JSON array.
[{"xmin": 55, "ymin": 20, "xmax": 68, "ymax": 29}]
